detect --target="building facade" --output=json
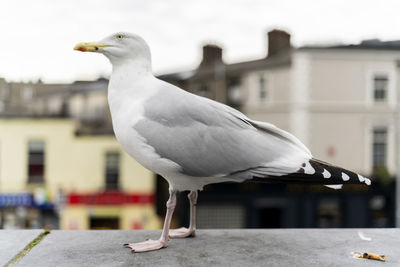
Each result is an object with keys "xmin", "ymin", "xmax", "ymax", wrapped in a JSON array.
[
  {"xmin": 0, "ymin": 29, "xmax": 397, "ymax": 229},
  {"xmin": 244, "ymin": 46, "xmax": 399, "ymax": 177},
  {"xmin": 159, "ymin": 30, "xmax": 397, "ymax": 228},
  {"xmin": 161, "ymin": 31, "xmax": 400, "ymax": 179},
  {"xmin": 0, "ymin": 118, "xmax": 160, "ymax": 230}
]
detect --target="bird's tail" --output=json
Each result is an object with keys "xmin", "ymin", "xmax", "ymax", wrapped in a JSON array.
[{"xmin": 263, "ymin": 158, "xmax": 371, "ymax": 186}]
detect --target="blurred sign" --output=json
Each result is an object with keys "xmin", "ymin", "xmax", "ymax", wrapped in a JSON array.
[
  {"xmin": 0, "ymin": 194, "xmax": 32, "ymax": 207},
  {"xmin": 68, "ymin": 192, "xmax": 154, "ymax": 205}
]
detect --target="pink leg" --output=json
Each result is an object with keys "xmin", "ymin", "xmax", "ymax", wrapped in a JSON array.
[
  {"xmin": 124, "ymin": 189, "xmax": 177, "ymax": 253},
  {"xmin": 169, "ymin": 190, "xmax": 198, "ymax": 238}
]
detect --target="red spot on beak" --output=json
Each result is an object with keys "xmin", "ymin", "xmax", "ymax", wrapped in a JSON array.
[{"xmin": 79, "ymin": 47, "xmax": 87, "ymax": 52}]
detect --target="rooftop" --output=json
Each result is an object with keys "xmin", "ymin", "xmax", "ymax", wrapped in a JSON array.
[
  {"xmin": 2, "ymin": 229, "xmax": 399, "ymax": 266},
  {"xmin": 300, "ymin": 39, "xmax": 400, "ymax": 51}
]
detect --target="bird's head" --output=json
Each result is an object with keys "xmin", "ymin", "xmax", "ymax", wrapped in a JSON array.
[{"xmin": 74, "ymin": 32, "xmax": 151, "ymax": 68}]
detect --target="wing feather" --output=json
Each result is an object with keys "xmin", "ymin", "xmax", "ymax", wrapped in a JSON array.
[{"xmin": 133, "ymin": 83, "xmax": 311, "ymax": 179}]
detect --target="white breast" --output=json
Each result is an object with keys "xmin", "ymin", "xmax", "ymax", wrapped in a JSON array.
[{"xmin": 108, "ymin": 76, "xmax": 181, "ymax": 177}]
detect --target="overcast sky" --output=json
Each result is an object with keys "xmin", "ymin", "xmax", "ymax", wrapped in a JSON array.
[{"xmin": 1, "ymin": 0, "xmax": 400, "ymax": 83}]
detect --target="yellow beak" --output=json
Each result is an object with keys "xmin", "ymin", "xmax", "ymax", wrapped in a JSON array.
[{"xmin": 74, "ymin": 42, "xmax": 109, "ymax": 52}]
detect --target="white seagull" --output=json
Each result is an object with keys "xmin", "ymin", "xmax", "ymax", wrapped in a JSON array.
[{"xmin": 74, "ymin": 32, "xmax": 371, "ymax": 253}]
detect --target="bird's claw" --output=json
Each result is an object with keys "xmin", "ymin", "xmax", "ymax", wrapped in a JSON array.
[{"xmin": 124, "ymin": 239, "xmax": 167, "ymax": 253}]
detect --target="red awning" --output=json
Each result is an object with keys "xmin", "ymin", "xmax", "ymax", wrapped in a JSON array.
[{"xmin": 67, "ymin": 192, "xmax": 154, "ymax": 205}]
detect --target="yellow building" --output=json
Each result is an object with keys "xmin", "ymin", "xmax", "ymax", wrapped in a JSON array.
[{"xmin": 0, "ymin": 118, "xmax": 161, "ymax": 230}]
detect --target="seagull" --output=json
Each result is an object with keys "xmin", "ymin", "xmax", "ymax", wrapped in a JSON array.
[{"xmin": 74, "ymin": 32, "xmax": 371, "ymax": 252}]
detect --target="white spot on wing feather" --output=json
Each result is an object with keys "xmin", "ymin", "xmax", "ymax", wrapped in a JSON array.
[
  {"xmin": 324, "ymin": 184, "xmax": 343, "ymax": 190},
  {"xmin": 322, "ymin": 169, "xmax": 331, "ymax": 178},
  {"xmin": 302, "ymin": 161, "xmax": 315, "ymax": 175},
  {"xmin": 342, "ymin": 172, "xmax": 350, "ymax": 181},
  {"xmin": 357, "ymin": 174, "xmax": 371, "ymax": 185}
]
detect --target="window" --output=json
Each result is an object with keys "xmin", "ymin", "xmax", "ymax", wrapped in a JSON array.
[
  {"xmin": 198, "ymin": 84, "xmax": 209, "ymax": 97},
  {"xmin": 259, "ymin": 75, "xmax": 267, "ymax": 100},
  {"xmin": 28, "ymin": 141, "xmax": 45, "ymax": 184},
  {"xmin": 0, "ymin": 86, "xmax": 10, "ymax": 101},
  {"xmin": 258, "ymin": 207, "xmax": 282, "ymax": 228},
  {"xmin": 90, "ymin": 217, "xmax": 119, "ymax": 229},
  {"xmin": 372, "ymin": 128, "xmax": 387, "ymax": 169},
  {"xmin": 373, "ymin": 75, "xmax": 388, "ymax": 101},
  {"xmin": 197, "ymin": 204, "xmax": 245, "ymax": 228},
  {"xmin": 316, "ymin": 198, "xmax": 342, "ymax": 227},
  {"xmin": 228, "ymin": 85, "xmax": 242, "ymax": 105},
  {"xmin": 22, "ymin": 86, "xmax": 33, "ymax": 101},
  {"xmin": 105, "ymin": 152, "xmax": 120, "ymax": 190},
  {"xmin": 369, "ymin": 195, "xmax": 389, "ymax": 227}
]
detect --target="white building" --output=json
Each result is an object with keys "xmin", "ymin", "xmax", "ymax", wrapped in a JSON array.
[{"xmin": 162, "ymin": 31, "xmax": 400, "ymax": 180}]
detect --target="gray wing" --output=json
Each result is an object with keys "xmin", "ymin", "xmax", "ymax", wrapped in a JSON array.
[{"xmin": 133, "ymin": 81, "xmax": 312, "ymax": 179}]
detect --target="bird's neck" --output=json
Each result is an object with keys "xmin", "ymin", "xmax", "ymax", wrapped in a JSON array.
[
  {"xmin": 111, "ymin": 57, "xmax": 152, "ymax": 77},
  {"xmin": 110, "ymin": 59, "xmax": 152, "ymax": 91},
  {"xmin": 108, "ymin": 62, "xmax": 156, "ymax": 103}
]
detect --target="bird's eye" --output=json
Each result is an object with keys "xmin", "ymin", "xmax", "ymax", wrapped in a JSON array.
[{"xmin": 116, "ymin": 34, "xmax": 124, "ymax": 40}]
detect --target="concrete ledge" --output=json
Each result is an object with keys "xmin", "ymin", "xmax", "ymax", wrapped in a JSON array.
[
  {"xmin": 0, "ymin": 230, "xmax": 43, "ymax": 266},
  {"xmin": 2, "ymin": 229, "xmax": 399, "ymax": 266}
]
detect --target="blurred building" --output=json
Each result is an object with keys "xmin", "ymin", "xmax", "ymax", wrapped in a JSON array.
[
  {"xmin": 0, "ymin": 77, "xmax": 112, "ymax": 134},
  {"xmin": 160, "ymin": 30, "xmax": 400, "ymax": 177},
  {"xmin": 0, "ymin": 118, "xmax": 160, "ymax": 230},
  {"xmin": 0, "ymin": 28, "xmax": 397, "ymax": 229},
  {"xmin": 159, "ymin": 29, "xmax": 397, "ymax": 228}
]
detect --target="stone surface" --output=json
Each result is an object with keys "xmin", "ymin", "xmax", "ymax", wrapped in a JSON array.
[
  {"xmin": 9, "ymin": 229, "xmax": 400, "ymax": 266},
  {"xmin": 0, "ymin": 230, "xmax": 42, "ymax": 266}
]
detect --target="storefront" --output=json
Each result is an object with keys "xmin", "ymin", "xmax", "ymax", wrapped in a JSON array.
[
  {"xmin": 0, "ymin": 193, "xmax": 58, "ymax": 229},
  {"xmin": 61, "ymin": 191, "xmax": 160, "ymax": 230}
]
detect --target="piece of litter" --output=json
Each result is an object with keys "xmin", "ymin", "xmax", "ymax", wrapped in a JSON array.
[
  {"xmin": 357, "ymin": 231, "xmax": 372, "ymax": 241},
  {"xmin": 352, "ymin": 252, "xmax": 386, "ymax": 262}
]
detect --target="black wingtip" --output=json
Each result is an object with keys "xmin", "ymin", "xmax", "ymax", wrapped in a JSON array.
[
  {"xmin": 260, "ymin": 159, "xmax": 372, "ymax": 186},
  {"xmin": 305, "ymin": 158, "xmax": 372, "ymax": 185}
]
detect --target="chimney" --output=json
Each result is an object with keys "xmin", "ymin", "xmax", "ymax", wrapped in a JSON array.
[
  {"xmin": 267, "ymin": 29, "xmax": 291, "ymax": 57},
  {"xmin": 199, "ymin": 44, "xmax": 223, "ymax": 67}
]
